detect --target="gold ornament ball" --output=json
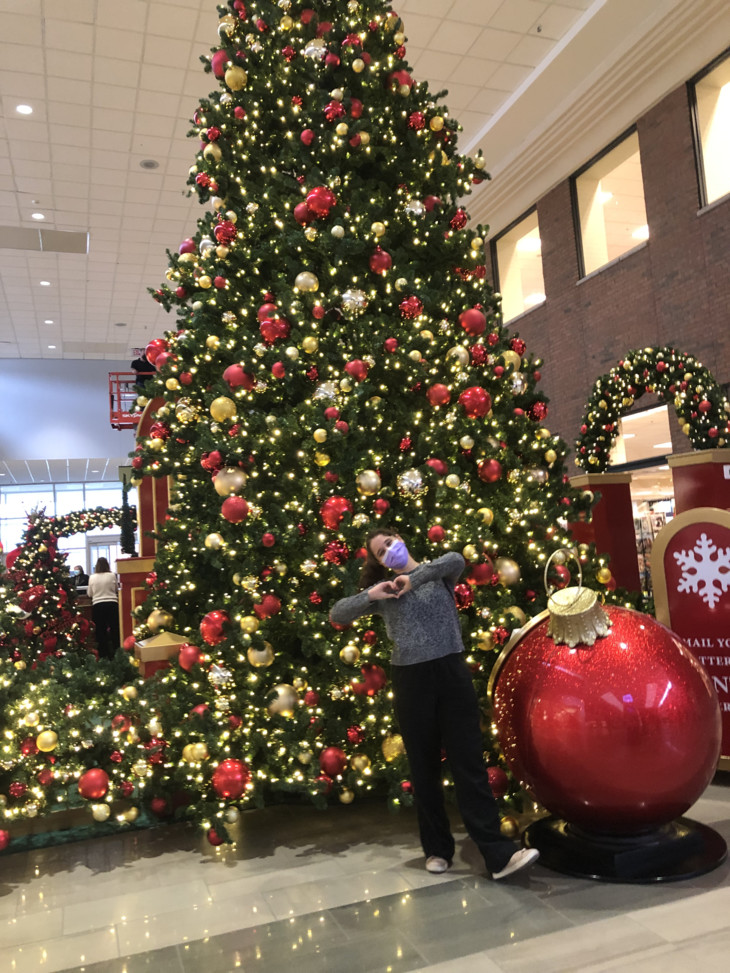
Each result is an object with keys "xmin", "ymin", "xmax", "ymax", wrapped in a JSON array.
[
  {"xmin": 393, "ymin": 30, "xmax": 405, "ymax": 44},
  {"xmin": 544, "ymin": 449, "xmax": 557, "ymax": 464},
  {"xmin": 292, "ymin": 677, "xmax": 307, "ymax": 691},
  {"xmin": 36, "ymin": 730, "xmax": 58, "ymax": 752},
  {"xmin": 331, "ymin": 225, "xmax": 345, "ymax": 240},
  {"xmin": 596, "ymin": 567, "xmax": 612, "ymax": 584},
  {"xmin": 313, "ymin": 428, "xmax": 328, "ymax": 443},
  {"xmin": 339, "ymin": 644, "xmax": 361, "ymax": 665},
  {"xmin": 302, "ymin": 336, "xmax": 318, "ymax": 353},
  {"xmin": 460, "ymin": 435, "xmax": 475, "ymax": 450},
  {"xmin": 91, "ymin": 803, "xmax": 111, "ymax": 822},
  {"xmin": 182, "ymin": 743, "xmax": 197, "ymax": 763},
  {"xmin": 359, "ymin": 131, "xmax": 370, "ymax": 146},
  {"xmin": 280, "ymin": 13, "xmax": 293, "ymax": 29},
  {"xmin": 351, "ymin": 753, "xmax": 371, "ymax": 772},
  {"xmin": 15, "ymin": 660, "xmax": 26, "ymax": 671},
  {"xmin": 477, "ymin": 507, "xmax": 494, "ymax": 526},
  {"xmin": 225, "ymin": 807, "xmax": 240, "ymax": 824},
  {"xmin": 496, "ymin": 557, "xmax": 521, "ymax": 586},
  {"xmin": 285, "ymin": 345, "xmax": 299, "ymax": 360},
  {"xmin": 177, "ymin": 252, "xmax": 196, "ymax": 265},
  {"xmin": 381, "ymin": 733, "xmax": 405, "ymax": 762},
  {"xmin": 148, "ymin": 437, "xmax": 165, "ymax": 452},
  {"xmin": 371, "ymin": 221, "xmax": 386, "ymax": 237},
  {"xmin": 356, "ymin": 469, "xmax": 382, "ymax": 496},
  {"xmin": 203, "ymin": 142, "xmax": 222, "ymax": 163},
  {"xmin": 298, "ymin": 748, "xmax": 313, "ymax": 765},
  {"xmin": 446, "ymin": 345, "xmax": 470, "ymax": 367},
  {"xmin": 148, "ymin": 719, "xmax": 163, "ymax": 737},
  {"xmin": 462, "ymin": 544, "xmax": 478, "ymax": 561},
  {"xmin": 216, "ymin": 245, "xmax": 230, "ymax": 258},
  {"xmin": 445, "ymin": 474, "xmax": 461, "ymax": 489},
  {"xmin": 165, "ymin": 378, "xmax": 180, "ymax": 391},
  {"xmin": 24, "ymin": 711, "xmax": 40, "ymax": 727},
  {"xmin": 477, "ymin": 632, "xmax": 495, "ymax": 652},
  {"xmin": 206, "ymin": 335, "xmax": 220, "ymax": 350},
  {"xmin": 205, "ymin": 532, "xmax": 226, "ymax": 550},
  {"xmin": 122, "ymin": 807, "xmax": 139, "ymax": 823},
  {"xmin": 430, "ymin": 115, "xmax": 444, "ymax": 132},
  {"xmin": 198, "ymin": 275, "xmax": 212, "ymax": 290},
  {"xmin": 218, "ymin": 13, "xmax": 235, "ymax": 34},
  {"xmin": 294, "ymin": 270, "xmax": 319, "ymax": 292},
  {"xmin": 395, "ymin": 277, "xmax": 408, "ymax": 291},
  {"xmin": 268, "ymin": 684, "xmax": 299, "ymax": 717},
  {"xmin": 247, "ymin": 643, "xmax": 275, "ymax": 667},
  {"xmin": 339, "ymin": 788, "xmax": 355, "ymax": 804},
  {"xmin": 408, "ymin": 348, "xmax": 421, "ymax": 362},
  {"xmin": 500, "ymin": 815, "xmax": 520, "ymax": 839},
  {"xmin": 314, "ymin": 451, "xmax": 330, "ymax": 467},
  {"xmin": 147, "ymin": 609, "xmax": 173, "ymax": 632},
  {"xmin": 191, "ymin": 742, "xmax": 209, "ymax": 761},
  {"xmin": 505, "ymin": 606, "xmax": 527, "ymax": 626},
  {"xmin": 122, "ymin": 686, "xmax": 138, "ymax": 703},
  {"xmin": 335, "ymin": 121, "xmax": 349, "ymax": 136},
  {"xmin": 214, "ymin": 467, "xmax": 247, "ymax": 496},
  {"xmin": 502, "ymin": 349, "xmax": 522, "ymax": 370},
  {"xmin": 224, "ymin": 65, "xmax": 248, "ymax": 90},
  {"xmin": 132, "ymin": 759, "xmax": 148, "ymax": 777},
  {"xmin": 210, "ymin": 396, "xmax": 237, "ymax": 422},
  {"xmin": 240, "ymin": 615, "xmax": 259, "ymax": 634},
  {"xmin": 470, "ymin": 237, "xmax": 484, "ymax": 250}
]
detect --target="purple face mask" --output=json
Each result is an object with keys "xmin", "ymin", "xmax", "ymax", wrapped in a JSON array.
[{"xmin": 382, "ymin": 539, "xmax": 409, "ymax": 571}]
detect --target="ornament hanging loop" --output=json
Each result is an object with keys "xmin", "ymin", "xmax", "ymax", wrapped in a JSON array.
[
  {"xmin": 543, "ymin": 547, "xmax": 582, "ymax": 600},
  {"xmin": 544, "ymin": 548, "xmax": 611, "ymax": 648}
]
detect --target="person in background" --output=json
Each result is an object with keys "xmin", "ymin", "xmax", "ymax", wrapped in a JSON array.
[
  {"xmin": 87, "ymin": 557, "xmax": 120, "ymax": 660},
  {"xmin": 130, "ymin": 352, "xmax": 153, "ymax": 389},
  {"xmin": 330, "ymin": 528, "xmax": 540, "ymax": 881},
  {"xmin": 73, "ymin": 564, "xmax": 89, "ymax": 586}
]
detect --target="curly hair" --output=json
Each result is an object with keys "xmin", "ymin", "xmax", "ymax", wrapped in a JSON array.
[{"xmin": 358, "ymin": 527, "xmax": 400, "ymax": 590}]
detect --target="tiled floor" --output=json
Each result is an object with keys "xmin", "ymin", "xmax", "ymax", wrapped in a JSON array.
[{"xmin": 2, "ymin": 779, "xmax": 730, "ymax": 973}]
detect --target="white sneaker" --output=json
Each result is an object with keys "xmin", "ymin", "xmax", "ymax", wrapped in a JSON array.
[
  {"xmin": 492, "ymin": 847, "xmax": 540, "ymax": 880},
  {"xmin": 425, "ymin": 856, "xmax": 451, "ymax": 874}
]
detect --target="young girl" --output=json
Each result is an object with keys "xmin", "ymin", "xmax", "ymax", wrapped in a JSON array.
[{"xmin": 330, "ymin": 528, "xmax": 539, "ymax": 880}]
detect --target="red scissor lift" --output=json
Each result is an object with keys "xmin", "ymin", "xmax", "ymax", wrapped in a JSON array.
[{"xmin": 109, "ymin": 372, "xmax": 153, "ymax": 429}]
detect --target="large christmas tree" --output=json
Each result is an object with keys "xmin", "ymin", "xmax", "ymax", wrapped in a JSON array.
[{"xmin": 103, "ymin": 0, "xmax": 607, "ymax": 843}]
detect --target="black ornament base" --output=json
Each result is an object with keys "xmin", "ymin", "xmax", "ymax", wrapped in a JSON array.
[{"xmin": 523, "ymin": 815, "xmax": 727, "ymax": 883}]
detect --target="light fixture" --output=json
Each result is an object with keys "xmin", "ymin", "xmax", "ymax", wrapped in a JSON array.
[
  {"xmin": 140, "ymin": 159, "xmax": 160, "ymax": 170},
  {"xmin": 523, "ymin": 292, "xmax": 546, "ymax": 307},
  {"xmin": 40, "ymin": 280, "xmax": 51, "ymax": 286},
  {"xmin": 44, "ymin": 319, "xmax": 54, "ymax": 324},
  {"xmin": 653, "ymin": 442, "xmax": 673, "ymax": 449},
  {"xmin": 114, "ymin": 322, "xmax": 127, "ymax": 328},
  {"xmin": 632, "ymin": 224, "xmax": 650, "ymax": 241},
  {"xmin": 48, "ymin": 344, "xmax": 56, "ymax": 349},
  {"xmin": 16, "ymin": 104, "xmax": 33, "ymax": 115},
  {"xmin": 31, "ymin": 212, "xmax": 45, "ymax": 221}
]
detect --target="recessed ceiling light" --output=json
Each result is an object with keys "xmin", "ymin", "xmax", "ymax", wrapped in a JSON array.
[
  {"xmin": 90, "ymin": 470, "xmax": 100, "ymax": 473},
  {"xmin": 140, "ymin": 159, "xmax": 160, "ymax": 169},
  {"xmin": 44, "ymin": 319, "xmax": 54, "ymax": 324},
  {"xmin": 40, "ymin": 280, "xmax": 51, "ymax": 286},
  {"xmin": 48, "ymin": 344, "xmax": 56, "ymax": 349},
  {"xmin": 16, "ymin": 104, "xmax": 33, "ymax": 115},
  {"xmin": 31, "ymin": 212, "xmax": 45, "ymax": 221},
  {"xmin": 114, "ymin": 321, "xmax": 127, "ymax": 327}
]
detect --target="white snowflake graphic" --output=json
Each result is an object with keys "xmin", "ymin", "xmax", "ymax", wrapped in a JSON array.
[{"xmin": 673, "ymin": 533, "xmax": 730, "ymax": 609}]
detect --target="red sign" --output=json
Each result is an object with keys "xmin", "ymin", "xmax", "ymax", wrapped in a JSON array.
[{"xmin": 653, "ymin": 508, "xmax": 730, "ymax": 764}]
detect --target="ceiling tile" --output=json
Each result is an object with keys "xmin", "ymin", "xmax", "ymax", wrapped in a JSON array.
[
  {"xmin": 0, "ymin": 71, "xmax": 45, "ymax": 99},
  {"xmin": 46, "ymin": 78, "xmax": 93, "ymax": 105},
  {"xmin": 146, "ymin": 3, "xmax": 200, "ymax": 40},
  {"xmin": 447, "ymin": 0, "xmax": 503, "ymax": 25},
  {"xmin": 400, "ymin": 13, "xmax": 441, "ymax": 49},
  {"xmin": 48, "ymin": 124, "xmax": 91, "ymax": 148},
  {"xmin": 0, "ymin": 11, "xmax": 43, "ymax": 45},
  {"xmin": 46, "ymin": 49, "xmax": 92, "ymax": 81},
  {"xmin": 95, "ymin": 0, "xmax": 148, "ymax": 32},
  {"xmin": 94, "ymin": 27, "xmax": 145, "ymax": 62},
  {"xmin": 532, "ymin": 3, "xmax": 585, "ymax": 40},
  {"xmin": 92, "ymin": 83, "xmax": 137, "ymax": 112},
  {"xmin": 142, "ymin": 36, "xmax": 193, "ymax": 67},
  {"xmin": 44, "ymin": 18, "xmax": 94, "ymax": 54},
  {"xmin": 93, "ymin": 57, "xmax": 141, "ymax": 89},
  {"xmin": 91, "ymin": 107, "xmax": 135, "ymax": 133},
  {"xmin": 490, "ymin": 0, "xmax": 548, "ymax": 33},
  {"xmin": 487, "ymin": 62, "xmax": 533, "ymax": 92},
  {"xmin": 508, "ymin": 33, "xmax": 557, "ymax": 67},
  {"xmin": 0, "ymin": 43, "xmax": 44, "ymax": 74},
  {"xmin": 54, "ymin": 0, "xmax": 95, "ymax": 23}
]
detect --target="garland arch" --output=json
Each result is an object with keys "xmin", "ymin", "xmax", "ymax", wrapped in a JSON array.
[{"xmin": 575, "ymin": 347, "xmax": 730, "ymax": 472}]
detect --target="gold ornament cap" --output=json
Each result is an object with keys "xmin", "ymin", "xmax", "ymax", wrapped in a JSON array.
[{"xmin": 547, "ymin": 586, "xmax": 611, "ymax": 647}]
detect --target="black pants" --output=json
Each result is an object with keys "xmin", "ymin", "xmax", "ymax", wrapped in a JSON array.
[
  {"xmin": 391, "ymin": 653, "xmax": 515, "ymax": 873},
  {"xmin": 92, "ymin": 601, "xmax": 120, "ymax": 659}
]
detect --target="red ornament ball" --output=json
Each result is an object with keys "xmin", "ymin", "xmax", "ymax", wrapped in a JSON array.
[
  {"xmin": 319, "ymin": 746, "xmax": 347, "ymax": 777},
  {"xmin": 454, "ymin": 584, "xmax": 474, "ymax": 610},
  {"xmin": 487, "ymin": 766, "xmax": 509, "ymax": 800},
  {"xmin": 223, "ymin": 364, "xmax": 255, "ymax": 389},
  {"xmin": 492, "ymin": 606, "xmax": 721, "ymax": 833},
  {"xmin": 427, "ymin": 383, "xmax": 451, "ymax": 407},
  {"xmin": 320, "ymin": 496, "xmax": 353, "ymax": 530},
  {"xmin": 200, "ymin": 610, "xmax": 229, "ymax": 646},
  {"xmin": 145, "ymin": 338, "xmax": 168, "ymax": 365},
  {"xmin": 207, "ymin": 828, "xmax": 225, "ymax": 846},
  {"xmin": 221, "ymin": 496, "xmax": 249, "ymax": 523},
  {"xmin": 78, "ymin": 768, "xmax": 110, "ymax": 801},
  {"xmin": 459, "ymin": 386, "xmax": 492, "ymax": 419},
  {"xmin": 211, "ymin": 758, "xmax": 250, "ymax": 799},
  {"xmin": 347, "ymin": 725, "xmax": 365, "ymax": 744},
  {"xmin": 466, "ymin": 560, "xmax": 495, "ymax": 585},
  {"xmin": 306, "ymin": 185, "xmax": 337, "ymax": 217},
  {"xmin": 369, "ymin": 247, "xmax": 392, "ymax": 275},
  {"xmin": 344, "ymin": 359, "xmax": 369, "ymax": 382},
  {"xmin": 428, "ymin": 525, "xmax": 445, "ymax": 543},
  {"xmin": 373, "ymin": 498, "xmax": 390, "ymax": 514},
  {"xmin": 262, "ymin": 532, "xmax": 276, "ymax": 547},
  {"xmin": 478, "ymin": 459, "xmax": 503, "ymax": 483},
  {"xmin": 0, "ymin": 830, "xmax": 10, "ymax": 851},
  {"xmin": 179, "ymin": 643, "xmax": 202, "ymax": 671},
  {"xmin": 211, "ymin": 49, "xmax": 229, "ymax": 79},
  {"xmin": 254, "ymin": 594, "xmax": 282, "ymax": 620},
  {"xmin": 459, "ymin": 307, "xmax": 487, "ymax": 337}
]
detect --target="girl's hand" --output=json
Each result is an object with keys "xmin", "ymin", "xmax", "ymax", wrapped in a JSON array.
[
  {"xmin": 393, "ymin": 574, "xmax": 411, "ymax": 596},
  {"xmin": 368, "ymin": 580, "xmax": 399, "ymax": 601}
]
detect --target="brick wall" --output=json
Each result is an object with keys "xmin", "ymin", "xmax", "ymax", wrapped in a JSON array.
[{"xmin": 488, "ymin": 81, "xmax": 730, "ymax": 460}]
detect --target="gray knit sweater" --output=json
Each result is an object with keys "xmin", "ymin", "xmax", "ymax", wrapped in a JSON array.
[{"xmin": 329, "ymin": 552, "xmax": 466, "ymax": 666}]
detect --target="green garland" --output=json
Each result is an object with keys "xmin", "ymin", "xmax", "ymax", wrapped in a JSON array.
[{"xmin": 576, "ymin": 347, "xmax": 730, "ymax": 472}]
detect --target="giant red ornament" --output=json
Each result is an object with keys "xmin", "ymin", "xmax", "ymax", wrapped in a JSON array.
[
  {"xmin": 459, "ymin": 307, "xmax": 487, "ymax": 337},
  {"xmin": 211, "ymin": 758, "xmax": 250, "ymax": 799},
  {"xmin": 320, "ymin": 496, "xmax": 353, "ymax": 529},
  {"xmin": 200, "ymin": 610, "xmax": 229, "ymax": 645},
  {"xmin": 78, "ymin": 768, "xmax": 110, "ymax": 801},
  {"xmin": 491, "ymin": 605, "xmax": 721, "ymax": 833},
  {"xmin": 221, "ymin": 496, "xmax": 249, "ymax": 523},
  {"xmin": 319, "ymin": 746, "xmax": 347, "ymax": 777},
  {"xmin": 459, "ymin": 386, "xmax": 492, "ymax": 419}
]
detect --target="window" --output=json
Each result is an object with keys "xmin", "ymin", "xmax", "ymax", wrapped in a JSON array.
[
  {"xmin": 572, "ymin": 129, "xmax": 648, "ymax": 277},
  {"xmin": 490, "ymin": 209, "xmax": 546, "ymax": 323},
  {"xmin": 690, "ymin": 49, "xmax": 730, "ymax": 206}
]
